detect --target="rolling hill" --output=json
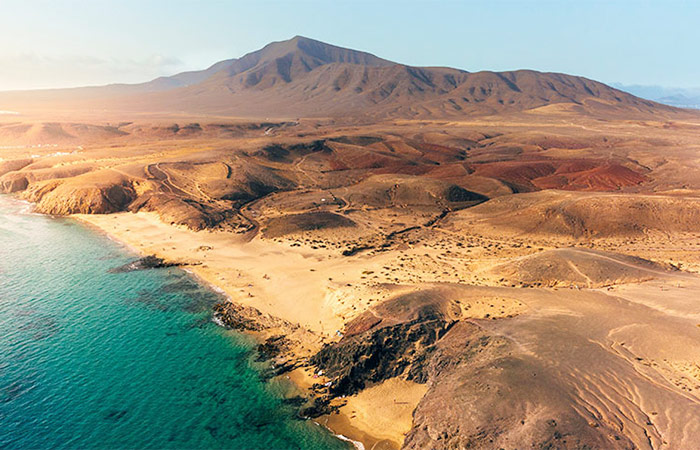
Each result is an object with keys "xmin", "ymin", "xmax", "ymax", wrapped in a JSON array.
[{"xmin": 3, "ymin": 35, "xmax": 700, "ymax": 450}]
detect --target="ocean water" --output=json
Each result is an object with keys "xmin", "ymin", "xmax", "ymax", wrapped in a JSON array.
[{"xmin": 0, "ymin": 196, "xmax": 348, "ymax": 450}]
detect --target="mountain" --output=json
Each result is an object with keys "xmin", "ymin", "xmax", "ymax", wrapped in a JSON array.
[
  {"xmin": 658, "ymin": 94, "xmax": 700, "ymax": 109},
  {"xmin": 0, "ymin": 36, "xmax": 688, "ymax": 120},
  {"xmin": 127, "ymin": 35, "xmax": 393, "ymax": 93},
  {"xmin": 612, "ymin": 83, "xmax": 700, "ymax": 109}
]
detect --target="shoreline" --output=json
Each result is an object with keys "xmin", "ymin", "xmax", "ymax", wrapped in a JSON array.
[
  {"xmin": 1, "ymin": 194, "xmax": 362, "ymax": 450},
  {"xmin": 70, "ymin": 211, "xmax": 399, "ymax": 449}
]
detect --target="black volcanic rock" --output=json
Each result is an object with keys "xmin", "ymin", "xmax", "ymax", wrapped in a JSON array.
[
  {"xmin": 109, "ymin": 255, "xmax": 180, "ymax": 273},
  {"xmin": 311, "ymin": 316, "xmax": 454, "ymax": 397}
]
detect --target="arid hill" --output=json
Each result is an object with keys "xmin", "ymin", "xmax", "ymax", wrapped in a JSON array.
[
  {"xmin": 312, "ymin": 283, "xmax": 700, "ymax": 449},
  {"xmin": 444, "ymin": 190, "xmax": 700, "ymax": 239},
  {"xmin": 488, "ymin": 247, "xmax": 672, "ymax": 288},
  {"xmin": 0, "ymin": 36, "xmax": 690, "ymax": 121},
  {"xmin": 3, "ymin": 36, "xmax": 700, "ymax": 450}
]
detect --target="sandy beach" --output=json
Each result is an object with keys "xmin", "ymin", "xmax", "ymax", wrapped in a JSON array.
[
  {"xmin": 76, "ymin": 211, "xmax": 428, "ymax": 448},
  {"xmin": 3, "ymin": 15, "xmax": 700, "ymax": 448},
  {"xmin": 74, "ymin": 202, "xmax": 700, "ymax": 449},
  {"xmin": 5, "ymin": 90, "xmax": 700, "ymax": 449}
]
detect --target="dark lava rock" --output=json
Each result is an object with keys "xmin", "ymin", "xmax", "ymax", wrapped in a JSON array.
[
  {"xmin": 311, "ymin": 314, "xmax": 455, "ymax": 397},
  {"xmin": 298, "ymin": 396, "xmax": 339, "ymax": 419},
  {"xmin": 109, "ymin": 255, "xmax": 180, "ymax": 273},
  {"xmin": 281, "ymin": 395, "xmax": 308, "ymax": 407},
  {"xmin": 445, "ymin": 185, "xmax": 488, "ymax": 203},
  {"xmin": 212, "ymin": 302, "xmax": 264, "ymax": 332},
  {"xmin": 310, "ymin": 289, "xmax": 463, "ymax": 397},
  {"xmin": 256, "ymin": 335, "xmax": 290, "ymax": 361},
  {"xmin": 342, "ymin": 245, "xmax": 373, "ymax": 256}
]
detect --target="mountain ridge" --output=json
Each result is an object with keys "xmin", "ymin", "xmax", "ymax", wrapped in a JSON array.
[{"xmin": 0, "ymin": 35, "xmax": 690, "ymax": 120}]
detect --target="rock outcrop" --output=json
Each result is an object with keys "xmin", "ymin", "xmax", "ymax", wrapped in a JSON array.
[
  {"xmin": 108, "ymin": 255, "xmax": 181, "ymax": 273},
  {"xmin": 311, "ymin": 287, "xmax": 639, "ymax": 449},
  {"xmin": 20, "ymin": 170, "xmax": 136, "ymax": 215},
  {"xmin": 128, "ymin": 192, "xmax": 232, "ymax": 231},
  {"xmin": 1, "ymin": 171, "xmax": 29, "ymax": 193},
  {"xmin": 25, "ymin": 180, "xmax": 136, "ymax": 215}
]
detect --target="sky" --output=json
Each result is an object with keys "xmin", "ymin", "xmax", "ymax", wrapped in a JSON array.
[{"xmin": 0, "ymin": 0, "xmax": 698, "ymax": 91}]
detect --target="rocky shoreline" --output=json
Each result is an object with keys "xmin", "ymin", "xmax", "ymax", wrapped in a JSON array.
[
  {"xmin": 80, "ymin": 244, "xmax": 368, "ymax": 444},
  {"xmin": 108, "ymin": 255, "xmax": 185, "ymax": 273},
  {"xmin": 66, "ymin": 203, "xmax": 700, "ymax": 450},
  {"xmin": 211, "ymin": 301, "xmax": 342, "ymax": 418}
]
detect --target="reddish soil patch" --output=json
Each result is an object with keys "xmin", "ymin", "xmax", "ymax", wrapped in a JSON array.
[
  {"xmin": 410, "ymin": 142, "xmax": 467, "ymax": 164},
  {"xmin": 471, "ymin": 161, "xmax": 557, "ymax": 191},
  {"xmin": 372, "ymin": 164, "xmax": 433, "ymax": 176},
  {"xmin": 471, "ymin": 159, "xmax": 647, "ymax": 192},
  {"xmin": 534, "ymin": 163, "xmax": 647, "ymax": 191}
]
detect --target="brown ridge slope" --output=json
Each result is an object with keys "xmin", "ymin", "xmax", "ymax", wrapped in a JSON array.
[
  {"xmin": 0, "ymin": 36, "xmax": 689, "ymax": 121},
  {"xmin": 312, "ymin": 284, "xmax": 700, "ymax": 449},
  {"xmin": 2, "ymin": 42, "xmax": 700, "ymax": 448},
  {"xmin": 471, "ymin": 159, "xmax": 649, "ymax": 192},
  {"xmin": 23, "ymin": 169, "xmax": 136, "ymax": 215},
  {"xmin": 489, "ymin": 247, "xmax": 672, "ymax": 288},
  {"xmin": 445, "ymin": 190, "xmax": 700, "ymax": 239}
]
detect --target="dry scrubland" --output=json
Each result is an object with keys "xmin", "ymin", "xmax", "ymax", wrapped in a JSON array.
[
  {"xmin": 3, "ymin": 36, "xmax": 700, "ymax": 450},
  {"xmin": 2, "ymin": 113, "xmax": 700, "ymax": 449}
]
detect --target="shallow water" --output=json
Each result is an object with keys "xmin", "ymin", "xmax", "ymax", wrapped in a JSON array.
[{"xmin": 0, "ymin": 196, "xmax": 347, "ymax": 449}]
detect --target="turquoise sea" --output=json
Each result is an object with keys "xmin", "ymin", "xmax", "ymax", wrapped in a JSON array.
[{"xmin": 0, "ymin": 196, "xmax": 348, "ymax": 450}]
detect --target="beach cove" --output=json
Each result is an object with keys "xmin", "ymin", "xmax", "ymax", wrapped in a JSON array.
[{"xmin": 0, "ymin": 195, "xmax": 349, "ymax": 450}]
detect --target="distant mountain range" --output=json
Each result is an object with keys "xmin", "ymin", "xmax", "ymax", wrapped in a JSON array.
[
  {"xmin": 612, "ymin": 84, "xmax": 700, "ymax": 109},
  {"xmin": 0, "ymin": 36, "xmax": 690, "ymax": 120}
]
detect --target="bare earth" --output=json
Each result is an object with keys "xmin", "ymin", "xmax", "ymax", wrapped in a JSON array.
[
  {"xmin": 4, "ymin": 113, "xmax": 700, "ymax": 449},
  {"xmin": 3, "ymin": 36, "xmax": 700, "ymax": 450}
]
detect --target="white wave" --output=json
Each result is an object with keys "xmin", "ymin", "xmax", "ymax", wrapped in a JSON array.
[
  {"xmin": 312, "ymin": 422, "xmax": 365, "ymax": 450},
  {"xmin": 333, "ymin": 433, "xmax": 365, "ymax": 450},
  {"xmin": 210, "ymin": 285, "xmax": 227, "ymax": 295}
]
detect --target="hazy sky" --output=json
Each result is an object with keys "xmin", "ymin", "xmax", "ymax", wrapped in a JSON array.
[{"xmin": 1, "ymin": 0, "xmax": 698, "ymax": 91}]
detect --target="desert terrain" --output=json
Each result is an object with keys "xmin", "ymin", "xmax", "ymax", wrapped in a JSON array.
[{"xmin": 2, "ymin": 37, "xmax": 700, "ymax": 449}]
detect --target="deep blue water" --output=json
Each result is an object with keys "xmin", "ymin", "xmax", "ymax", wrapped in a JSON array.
[{"xmin": 0, "ymin": 196, "xmax": 347, "ymax": 450}]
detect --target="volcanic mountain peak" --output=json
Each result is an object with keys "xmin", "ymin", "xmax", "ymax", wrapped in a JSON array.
[
  {"xmin": 118, "ymin": 36, "xmax": 392, "ymax": 93},
  {"xmin": 0, "ymin": 36, "xmax": 691, "ymax": 120},
  {"xmin": 248, "ymin": 35, "xmax": 394, "ymax": 68},
  {"xmin": 151, "ymin": 35, "xmax": 394, "ymax": 90},
  {"xmin": 218, "ymin": 35, "xmax": 395, "ymax": 89}
]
